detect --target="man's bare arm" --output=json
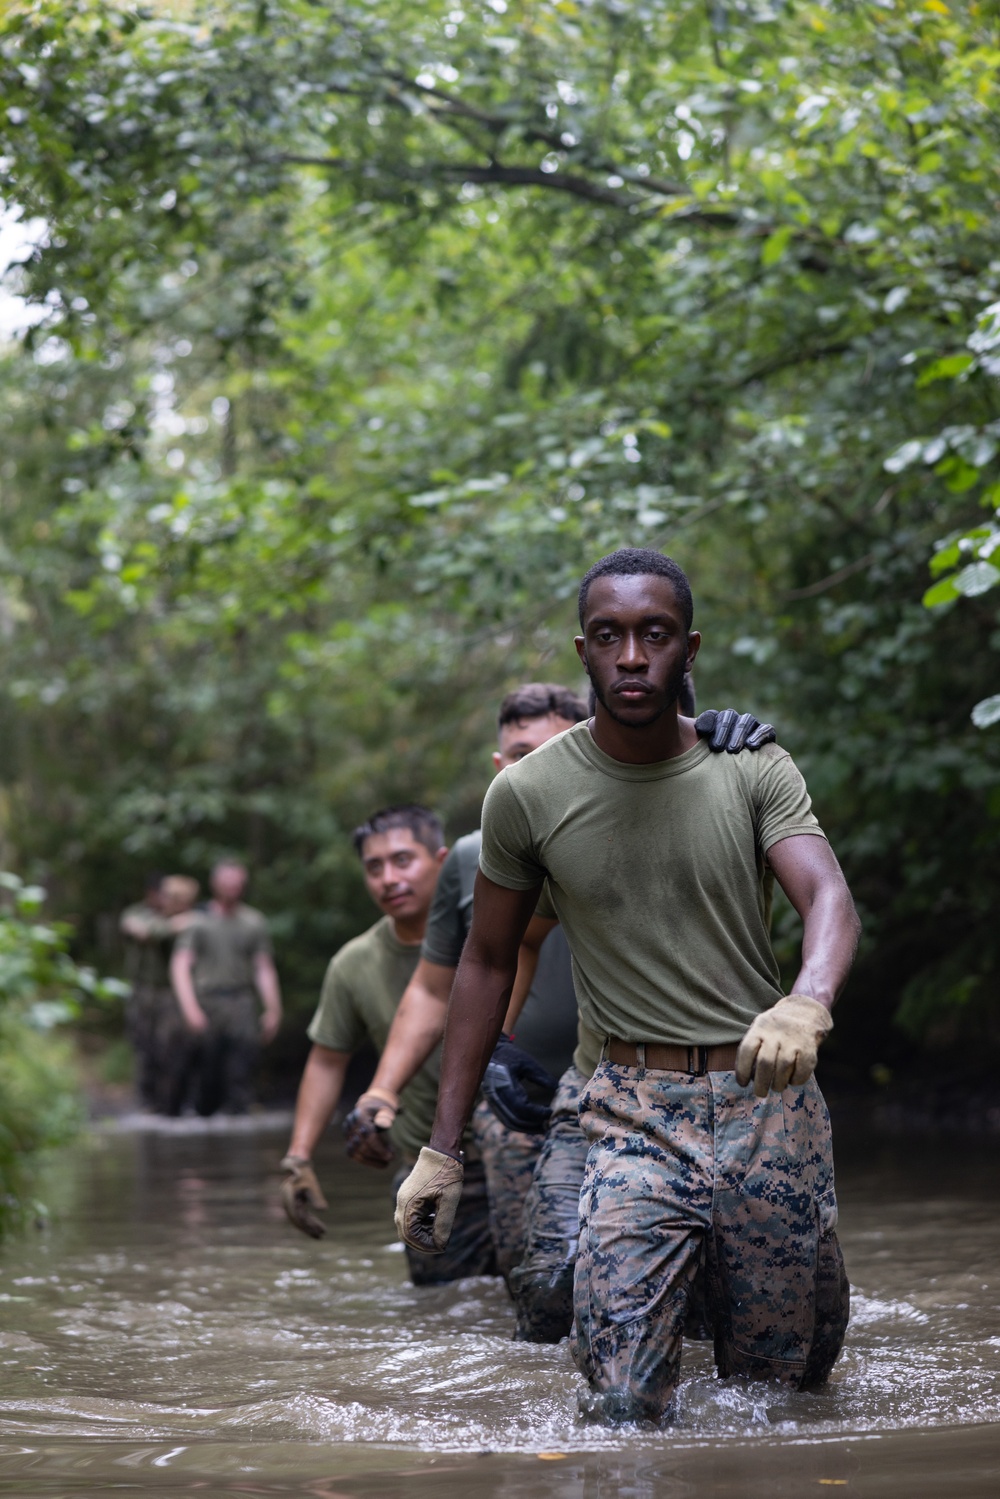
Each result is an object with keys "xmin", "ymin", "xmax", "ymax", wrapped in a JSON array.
[
  {"xmin": 502, "ymin": 914, "xmax": 558, "ymax": 1032},
  {"xmin": 254, "ymin": 950, "xmax": 283, "ymax": 1044},
  {"xmin": 368, "ymin": 958, "xmax": 456, "ymax": 1098},
  {"xmin": 120, "ymin": 910, "xmax": 175, "ymax": 941},
  {"xmin": 287, "ymin": 1045, "xmax": 351, "ymax": 1160},
  {"xmin": 429, "ymin": 873, "xmax": 542, "ymax": 1159},
  {"xmin": 169, "ymin": 946, "xmax": 208, "ymax": 1034},
  {"xmin": 372, "ymin": 906, "xmax": 556, "ymax": 1099},
  {"xmin": 767, "ymin": 835, "xmax": 861, "ymax": 1009}
]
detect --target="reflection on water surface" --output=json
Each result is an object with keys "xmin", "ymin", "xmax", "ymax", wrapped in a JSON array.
[{"xmin": 0, "ymin": 1118, "xmax": 998, "ymax": 1496}]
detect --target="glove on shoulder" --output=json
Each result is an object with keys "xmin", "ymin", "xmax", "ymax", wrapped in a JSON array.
[
  {"xmin": 735, "ymin": 994, "xmax": 833, "ymax": 1097},
  {"xmin": 394, "ymin": 1146, "xmax": 464, "ymax": 1254},
  {"xmin": 482, "ymin": 1033, "xmax": 557, "ymax": 1134},
  {"xmin": 695, "ymin": 707, "xmax": 777, "ymax": 753},
  {"xmin": 343, "ymin": 1087, "xmax": 399, "ymax": 1168},
  {"xmin": 280, "ymin": 1154, "xmax": 328, "ymax": 1239}
]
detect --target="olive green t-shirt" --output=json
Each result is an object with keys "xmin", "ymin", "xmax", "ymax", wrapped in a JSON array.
[
  {"xmin": 173, "ymin": 905, "xmax": 272, "ymax": 996},
  {"xmin": 120, "ymin": 902, "xmax": 175, "ymax": 990},
  {"xmin": 479, "ymin": 723, "xmax": 826, "ymax": 1047},
  {"xmin": 307, "ymin": 916, "xmax": 441, "ymax": 1162}
]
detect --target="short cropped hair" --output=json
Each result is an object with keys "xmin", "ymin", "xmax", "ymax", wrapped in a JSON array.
[
  {"xmin": 578, "ymin": 549, "xmax": 694, "ymax": 631},
  {"xmin": 352, "ymin": 804, "xmax": 445, "ymax": 858},
  {"xmin": 497, "ymin": 682, "xmax": 589, "ymax": 731}
]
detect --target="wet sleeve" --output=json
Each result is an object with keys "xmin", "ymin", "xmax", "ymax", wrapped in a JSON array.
[
  {"xmin": 172, "ymin": 919, "xmax": 200, "ymax": 954},
  {"xmin": 251, "ymin": 912, "xmax": 274, "ymax": 958},
  {"xmin": 478, "ymin": 773, "xmax": 547, "ymax": 891},
  {"xmin": 420, "ymin": 846, "xmax": 466, "ymax": 968},
  {"xmin": 120, "ymin": 907, "xmax": 175, "ymax": 941},
  {"xmin": 306, "ymin": 957, "xmax": 365, "ymax": 1053},
  {"xmin": 754, "ymin": 746, "xmax": 827, "ymax": 855}
]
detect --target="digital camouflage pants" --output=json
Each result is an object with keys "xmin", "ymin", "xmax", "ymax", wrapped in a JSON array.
[
  {"xmin": 193, "ymin": 989, "xmax": 260, "ymax": 1117},
  {"xmin": 573, "ymin": 1062, "xmax": 849, "ymax": 1423},
  {"xmin": 509, "ymin": 1065, "xmax": 589, "ymax": 1342},
  {"xmin": 126, "ymin": 984, "xmax": 192, "ymax": 1115},
  {"xmin": 470, "ymin": 1098, "xmax": 541, "ymax": 1283}
]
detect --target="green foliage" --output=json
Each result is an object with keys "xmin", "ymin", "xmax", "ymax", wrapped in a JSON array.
[
  {"xmin": 0, "ymin": 873, "xmax": 125, "ymax": 1235},
  {"xmin": 0, "ymin": 0, "xmax": 998, "ymax": 1065}
]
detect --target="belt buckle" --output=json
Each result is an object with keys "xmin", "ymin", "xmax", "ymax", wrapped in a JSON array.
[{"xmin": 686, "ymin": 1045, "xmax": 709, "ymax": 1076}]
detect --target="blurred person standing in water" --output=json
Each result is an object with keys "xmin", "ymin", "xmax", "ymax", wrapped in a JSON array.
[
  {"xmin": 170, "ymin": 861, "xmax": 281, "ymax": 1116},
  {"xmin": 279, "ymin": 805, "xmax": 497, "ymax": 1285},
  {"xmin": 155, "ymin": 875, "xmax": 201, "ymax": 1115},
  {"xmin": 120, "ymin": 873, "xmax": 197, "ymax": 1113}
]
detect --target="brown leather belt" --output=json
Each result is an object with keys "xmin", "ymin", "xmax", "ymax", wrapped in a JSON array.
[{"xmin": 606, "ymin": 1039, "xmax": 740, "ymax": 1075}]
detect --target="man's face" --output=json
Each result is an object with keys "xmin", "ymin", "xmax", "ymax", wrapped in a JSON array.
[
  {"xmin": 162, "ymin": 876, "xmax": 198, "ymax": 916},
  {"xmin": 493, "ymin": 712, "xmax": 578, "ymax": 772},
  {"xmin": 211, "ymin": 864, "xmax": 247, "ymax": 904},
  {"xmin": 575, "ymin": 574, "xmax": 700, "ymax": 729},
  {"xmin": 359, "ymin": 827, "xmax": 445, "ymax": 923}
]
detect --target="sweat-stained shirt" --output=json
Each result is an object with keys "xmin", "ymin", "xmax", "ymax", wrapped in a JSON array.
[
  {"xmin": 422, "ymin": 829, "xmax": 580, "ymax": 1079},
  {"xmin": 120, "ymin": 903, "xmax": 175, "ymax": 990},
  {"xmin": 478, "ymin": 723, "xmax": 825, "ymax": 1047}
]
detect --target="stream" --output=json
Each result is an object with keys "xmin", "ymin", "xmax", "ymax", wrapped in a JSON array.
[{"xmin": 1, "ymin": 1115, "xmax": 998, "ymax": 1496}]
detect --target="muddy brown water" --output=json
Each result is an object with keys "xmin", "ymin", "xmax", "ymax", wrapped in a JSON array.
[{"xmin": 0, "ymin": 1115, "xmax": 998, "ymax": 1497}]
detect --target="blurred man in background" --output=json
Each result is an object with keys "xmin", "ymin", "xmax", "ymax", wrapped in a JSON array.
[
  {"xmin": 171, "ymin": 860, "xmax": 281, "ymax": 1116},
  {"xmin": 279, "ymin": 805, "xmax": 497, "ymax": 1285},
  {"xmin": 120, "ymin": 873, "xmax": 198, "ymax": 1113},
  {"xmin": 345, "ymin": 684, "xmax": 588, "ymax": 1295}
]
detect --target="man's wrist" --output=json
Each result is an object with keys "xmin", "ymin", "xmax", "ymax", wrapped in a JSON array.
[
  {"xmin": 427, "ymin": 1132, "xmax": 464, "ymax": 1162},
  {"xmin": 370, "ymin": 1064, "xmax": 409, "ymax": 1098},
  {"xmin": 785, "ymin": 988, "xmax": 834, "ymax": 1013}
]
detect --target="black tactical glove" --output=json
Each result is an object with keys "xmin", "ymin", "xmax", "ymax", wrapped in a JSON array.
[
  {"xmin": 342, "ymin": 1087, "xmax": 398, "ymax": 1168},
  {"xmin": 695, "ymin": 707, "xmax": 777, "ymax": 753},
  {"xmin": 280, "ymin": 1155, "xmax": 328, "ymax": 1239},
  {"xmin": 482, "ymin": 1034, "xmax": 558, "ymax": 1135}
]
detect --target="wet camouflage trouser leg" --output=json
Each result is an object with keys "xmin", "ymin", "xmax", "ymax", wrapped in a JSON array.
[
  {"xmin": 193, "ymin": 990, "xmax": 260, "ymax": 1116},
  {"xmin": 395, "ymin": 1158, "xmax": 499, "ymax": 1285},
  {"xmin": 573, "ymin": 1062, "xmax": 849, "ymax": 1423},
  {"xmin": 125, "ymin": 984, "xmax": 169, "ymax": 1109},
  {"xmin": 509, "ymin": 1065, "xmax": 589, "ymax": 1342},
  {"xmin": 470, "ymin": 1098, "xmax": 543, "ymax": 1284},
  {"xmin": 150, "ymin": 992, "xmax": 194, "ymax": 1116}
]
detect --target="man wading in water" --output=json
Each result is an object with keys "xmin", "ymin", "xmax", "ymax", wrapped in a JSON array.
[{"xmin": 396, "ymin": 548, "xmax": 859, "ymax": 1423}]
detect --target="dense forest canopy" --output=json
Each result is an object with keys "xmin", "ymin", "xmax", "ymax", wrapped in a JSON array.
[{"xmin": 0, "ymin": 0, "xmax": 998, "ymax": 1078}]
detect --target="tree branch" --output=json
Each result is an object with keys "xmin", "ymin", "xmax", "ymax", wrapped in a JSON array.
[
  {"xmin": 273, "ymin": 153, "xmax": 732, "ymax": 218},
  {"xmin": 783, "ymin": 552, "xmax": 879, "ymax": 600}
]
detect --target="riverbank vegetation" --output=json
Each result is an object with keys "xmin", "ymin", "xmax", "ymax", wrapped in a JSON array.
[
  {"xmin": 0, "ymin": 1, "xmax": 998, "ymax": 1096},
  {"xmin": 0, "ymin": 874, "xmax": 125, "ymax": 1234}
]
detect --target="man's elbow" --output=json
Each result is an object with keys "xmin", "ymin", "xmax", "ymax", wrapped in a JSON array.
[{"xmin": 461, "ymin": 946, "xmax": 519, "ymax": 996}]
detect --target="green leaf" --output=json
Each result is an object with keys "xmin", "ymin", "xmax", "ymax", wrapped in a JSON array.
[
  {"xmin": 954, "ymin": 561, "xmax": 1000, "ymax": 597},
  {"xmin": 923, "ymin": 575, "xmax": 960, "ymax": 607},
  {"xmin": 915, "ymin": 353, "xmax": 974, "ymax": 387},
  {"xmin": 971, "ymin": 694, "xmax": 1000, "ymax": 729},
  {"xmin": 760, "ymin": 226, "xmax": 795, "ymax": 267}
]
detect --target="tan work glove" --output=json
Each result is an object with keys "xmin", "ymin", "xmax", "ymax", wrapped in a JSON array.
[
  {"xmin": 394, "ymin": 1147, "xmax": 464, "ymax": 1254},
  {"xmin": 736, "ymin": 994, "xmax": 833, "ymax": 1098},
  {"xmin": 343, "ymin": 1087, "xmax": 399, "ymax": 1168},
  {"xmin": 280, "ymin": 1154, "xmax": 328, "ymax": 1239}
]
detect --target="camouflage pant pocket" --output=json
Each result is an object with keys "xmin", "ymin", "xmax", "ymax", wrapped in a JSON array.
[{"xmin": 816, "ymin": 1185, "xmax": 839, "ymax": 1235}]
